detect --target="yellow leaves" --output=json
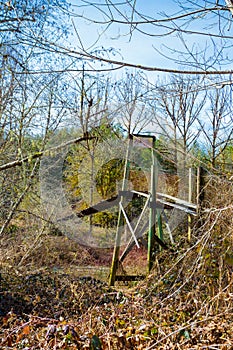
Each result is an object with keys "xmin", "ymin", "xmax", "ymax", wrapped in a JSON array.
[
  {"xmin": 24, "ymin": 294, "xmax": 41, "ymax": 305},
  {"xmin": 33, "ymin": 294, "xmax": 41, "ymax": 305},
  {"xmin": 115, "ymin": 318, "xmax": 126, "ymax": 328},
  {"xmin": 224, "ymin": 251, "xmax": 233, "ymax": 266},
  {"xmin": 125, "ymin": 326, "xmax": 134, "ymax": 338},
  {"xmin": 28, "ymin": 154, "xmax": 33, "ymax": 164},
  {"xmin": 24, "ymin": 295, "xmax": 31, "ymax": 302}
]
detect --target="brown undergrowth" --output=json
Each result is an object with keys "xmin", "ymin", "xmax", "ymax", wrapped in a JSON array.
[{"xmin": 0, "ymin": 175, "xmax": 233, "ymax": 349}]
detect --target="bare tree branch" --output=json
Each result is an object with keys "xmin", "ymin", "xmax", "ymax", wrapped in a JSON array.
[{"xmin": 0, "ymin": 136, "xmax": 94, "ymax": 172}]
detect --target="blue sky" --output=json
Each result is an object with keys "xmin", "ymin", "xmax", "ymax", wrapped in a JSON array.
[
  {"xmin": 68, "ymin": 1, "xmax": 233, "ymax": 81},
  {"xmin": 70, "ymin": 1, "xmax": 185, "ymax": 70}
]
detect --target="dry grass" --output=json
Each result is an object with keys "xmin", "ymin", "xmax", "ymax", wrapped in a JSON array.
[{"xmin": 0, "ymin": 174, "xmax": 233, "ymax": 348}]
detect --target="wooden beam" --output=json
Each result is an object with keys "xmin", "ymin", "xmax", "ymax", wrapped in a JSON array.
[
  {"xmin": 76, "ymin": 195, "xmax": 120, "ymax": 217},
  {"xmin": 157, "ymin": 192, "xmax": 197, "ymax": 210},
  {"xmin": 156, "ymin": 198, "xmax": 197, "ymax": 215}
]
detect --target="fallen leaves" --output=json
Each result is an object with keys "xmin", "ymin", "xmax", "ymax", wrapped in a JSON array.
[{"xmin": 0, "ymin": 271, "xmax": 233, "ymax": 349}]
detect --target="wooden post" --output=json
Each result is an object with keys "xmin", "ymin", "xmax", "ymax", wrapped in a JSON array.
[
  {"xmin": 157, "ymin": 211, "xmax": 163, "ymax": 251},
  {"xmin": 197, "ymin": 167, "xmax": 206, "ymax": 212},
  {"xmin": 148, "ymin": 136, "xmax": 157, "ymax": 273},
  {"xmin": 196, "ymin": 167, "xmax": 200, "ymax": 213},
  {"xmin": 109, "ymin": 136, "xmax": 132, "ymax": 286},
  {"xmin": 187, "ymin": 168, "xmax": 192, "ymax": 242},
  {"xmin": 196, "ymin": 166, "xmax": 206, "ymax": 228}
]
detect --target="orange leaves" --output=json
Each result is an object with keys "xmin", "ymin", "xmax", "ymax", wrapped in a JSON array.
[
  {"xmin": 16, "ymin": 324, "xmax": 30, "ymax": 342},
  {"xmin": 1, "ymin": 320, "xmax": 31, "ymax": 348}
]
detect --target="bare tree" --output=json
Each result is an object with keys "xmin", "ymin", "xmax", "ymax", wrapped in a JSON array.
[
  {"xmin": 198, "ymin": 84, "xmax": 233, "ymax": 169},
  {"xmin": 112, "ymin": 71, "xmax": 153, "ymax": 136},
  {"xmin": 63, "ymin": 68, "xmax": 114, "ymax": 234},
  {"xmin": 0, "ymin": 0, "xmax": 73, "ymax": 234},
  {"xmin": 152, "ymin": 75, "xmax": 206, "ymax": 167}
]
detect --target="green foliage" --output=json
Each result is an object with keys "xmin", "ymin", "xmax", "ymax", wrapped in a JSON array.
[
  {"xmin": 64, "ymin": 144, "xmax": 84, "ymax": 199},
  {"xmin": 154, "ymin": 138, "xmax": 177, "ymax": 174},
  {"xmin": 216, "ymin": 143, "xmax": 233, "ymax": 174},
  {"xmin": 95, "ymin": 158, "xmax": 124, "ymax": 199},
  {"xmin": 91, "ymin": 211, "xmax": 118, "ymax": 229},
  {"xmin": 63, "ymin": 123, "xmax": 126, "ymax": 227},
  {"xmin": 90, "ymin": 335, "xmax": 102, "ymax": 350},
  {"xmin": 190, "ymin": 141, "xmax": 209, "ymax": 167}
]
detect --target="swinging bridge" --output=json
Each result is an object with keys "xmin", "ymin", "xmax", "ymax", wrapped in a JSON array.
[{"xmin": 76, "ymin": 134, "xmax": 203, "ymax": 286}]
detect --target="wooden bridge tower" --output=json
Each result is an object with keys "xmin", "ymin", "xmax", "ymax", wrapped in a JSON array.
[{"xmin": 109, "ymin": 134, "xmax": 198, "ymax": 286}]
